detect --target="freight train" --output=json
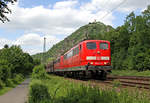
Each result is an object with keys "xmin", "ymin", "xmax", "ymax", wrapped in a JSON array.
[{"xmin": 46, "ymin": 40, "xmax": 112, "ymax": 79}]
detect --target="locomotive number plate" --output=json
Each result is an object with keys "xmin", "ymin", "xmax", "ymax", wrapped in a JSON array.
[{"xmin": 96, "ymin": 56, "xmax": 101, "ymax": 60}]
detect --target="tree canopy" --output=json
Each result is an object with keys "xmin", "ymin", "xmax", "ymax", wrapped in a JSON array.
[
  {"xmin": 0, "ymin": 45, "xmax": 34, "ymax": 88},
  {"xmin": 103, "ymin": 5, "xmax": 150, "ymax": 71},
  {"xmin": 0, "ymin": 0, "xmax": 17, "ymax": 23}
]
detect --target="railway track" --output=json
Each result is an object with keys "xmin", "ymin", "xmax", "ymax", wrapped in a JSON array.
[
  {"xmin": 102, "ymin": 75, "xmax": 150, "ymax": 89},
  {"xmin": 65, "ymin": 75, "xmax": 150, "ymax": 89}
]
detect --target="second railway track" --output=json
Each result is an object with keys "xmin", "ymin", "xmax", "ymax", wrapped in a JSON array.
[{"xmin": 101, "ymin": 75, "xmax": 150, "ymax": 89}]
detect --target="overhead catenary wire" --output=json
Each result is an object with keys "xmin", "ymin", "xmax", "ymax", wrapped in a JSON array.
[{"xmin": 100, "ymin": 0, "xmax": 127, "ymax": 20}]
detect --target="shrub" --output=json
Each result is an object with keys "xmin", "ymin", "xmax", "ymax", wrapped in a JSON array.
[
  {"xmin": 54, "ymin": 85, "xmax": 115, "ymax": 103},
  {"xmin": 0, "ymin": 60, "xmax": 12, "ymax": 83},
  {"xmin": 29, "ymin": 75, "xmax": 150, "ymax": 103},
  {"xmin": 29, "ymin": 80, "xmax": 51, "ymax": 103},
  {"xmin": 6, "ymin": 79, "xmax": 15, "ymax": 87},
  {"xmin": 13, "ymin": 74, "xmax": 24, "ymax": 84},
  {"xmin": 32, "ymin": 65, "xmax": 48, "ymax": 80},
  {"xmin": 0, "ymin": 79, "xmax": 5, "ymax": 89}
]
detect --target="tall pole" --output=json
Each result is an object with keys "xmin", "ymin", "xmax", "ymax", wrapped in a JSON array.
[
  {"xmin": 43, "ymin": 37, "xmax": 46, "ymax": 63},
  {"xmin": 43, "ymin": 37, "xmax": 46, "ymax": 53}
]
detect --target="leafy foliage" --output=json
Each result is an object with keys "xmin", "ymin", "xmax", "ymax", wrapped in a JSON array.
[
  {"xmin": 0, "ymin": 79, "xmax": 5, "ymax": 89},
  {"xmin": 5, "ymin": 79, "xmax": 14, "ymax": 87},
  {"xmin": 0, "ymin": 45, "xmax": 34, "ymax": 88},
  {"xmin": 33, "ymin": 58, "xmax": 41, "ymax": 66},
  {"xmin": 103, "ymin": 5, "xmax": 150, "ymax": 71},
  {"xmin": 111, "ymin": 69, "xmax": 150, "ymax": 76},
  {"xmin": 29, "ymin": 75, "xmax": 150, "ymax": 103},
  {"xmin": 0, "ymin": 60, "xmax": 11, "ymax": 83},
  {"xmin": 0, "ymin": 0, "xmax": 17, "ymax": 23},
  {"xmin": 32, "ymin": 65, "xmax": 48, "ymax": 80},
  {"xmin": 12, "ymin": 74, "xmax": 24, "ymax": 84},
  {"xmin": 29, "ymin": 80, "xmax": 51, "ymax": 103}
]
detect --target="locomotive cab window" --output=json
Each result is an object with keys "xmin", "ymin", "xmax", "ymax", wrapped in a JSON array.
[
  {"xmin": 86, "ymin": 42, "xmax": 96, "ymax": 50},
  {"xmin": 100, "ymin": 43, "xmax": 108, "ymax": 50},
  {"xmin": 80, "ymin": 45, "xmax": 82, "ymax": 51}
]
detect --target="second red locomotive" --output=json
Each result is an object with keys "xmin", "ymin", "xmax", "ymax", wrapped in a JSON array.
[{"xmin": 46, "ymin": 40, "xmax": 112, "ymax": 79}]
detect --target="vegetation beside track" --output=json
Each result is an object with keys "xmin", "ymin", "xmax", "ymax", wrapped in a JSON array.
[
  {"xmin": 0, "ymin": 87, "xmax": 12, "ymax": 95},
  {"xmin": 28, "ymin": 65, "xmax": 150, "ymax": 103},
  {"xmin": 111, "ymin": 70, "xmax": 150, "ymax": 77},
  {"xmin": 0, "ymin": 45, "xmax": 40, "ymax": 95},
  {"xmin": 0, "ymin": 78, "xmax": 25, "ymax": 95}
]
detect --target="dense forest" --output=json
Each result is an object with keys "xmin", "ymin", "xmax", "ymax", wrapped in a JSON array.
[
  {"xmin": 0, "ymin": 45, "xmax": 38, "ymax": 88},
  {"xmin": 33, "ymin": 5, "xmax": 150, "ymax": 71},
  {"xmin": 104, "ymin": 6, "xmax": 150, "ymax": 71}
]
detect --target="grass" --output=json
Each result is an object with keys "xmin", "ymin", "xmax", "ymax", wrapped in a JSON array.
[
  {"xmin": 0, "ymin": 78, "xmax": 25, "ymax": 96},
  {"xmin": 29, "ymin": 75, "xmax": 150, "ymax": 103},
  {"xmin": 0, "ymin": 87, "xmax": 12, "ymax": 95},
  {"xmin": 111, "ymin": 70, "xmax": 150, "ymax": 76}
]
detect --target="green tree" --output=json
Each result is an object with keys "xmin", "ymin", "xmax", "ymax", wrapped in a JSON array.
[
  {"xmin": 0, "ymin": 0, "xmax": 17, "ymax": 23},
  {"xmin": 104, "ymin": 5, "xmax": 150, "ymax": 70},
  {"xmin": 4, "ymin": 44, "xmax": 9, "ymax": 48},
  {"xmin": 0, "ymin": 59, "xmax": 12, "ymax": 85}
]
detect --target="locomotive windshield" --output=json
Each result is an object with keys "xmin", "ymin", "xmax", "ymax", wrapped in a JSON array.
[
  {"xmin": 100, "ymin": 43, "xmax": 108, "ymax": 50},
  {"xmin": 86, "ymin": 42, "xmax": 96, "ymax": 49}
]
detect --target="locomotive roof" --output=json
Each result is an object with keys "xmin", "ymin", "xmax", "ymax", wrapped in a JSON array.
[
  {"xmin": 63, "ymin": 39, "xmax": 110, "ymax": 55},
  {"xmin": 54, "ymin": 40, "xmax": 110, "ymax": 61},
  {"xmin": 81, "ymin": 40, "xmax": 110, "ymax": 43}
]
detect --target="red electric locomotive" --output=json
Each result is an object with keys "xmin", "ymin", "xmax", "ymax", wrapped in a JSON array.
[{"xmin": 47, "ymin": 40, "xmax": 112, "ymax": 79}]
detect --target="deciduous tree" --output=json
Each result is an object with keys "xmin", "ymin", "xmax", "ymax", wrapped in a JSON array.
[{"xmin": 0, "ymin": 0, "xmax": 17, "ymax": 23}]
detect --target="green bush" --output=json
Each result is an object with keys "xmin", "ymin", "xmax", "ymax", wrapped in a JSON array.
[
  {"xmin": 32, "ymin": 65, "xmax": 48, "ymax": 79},
  {"xmin": 29, "ymin": 75, "xmax": 150, "ymax": 103},
  {"xmin": 111, "ymin": 70, "xmax": 150, "ymax": 76},
  {"xmin": 0, "ymin": 79, "xmax": 5, "ymax": 89},
  {"xmin": 0, "ymin": 60, "xmax": 12, "ymax": 83},
  {"xmin": 13, "ymin": 74, "xmax": 24, "ymax": 84},
  {"xmin": 29, "ymin": 80, "xmax": 51, "ymax": 103},
  {"xmin": 6, "ymin": 79, "xmax": 15, "ymax": 87},
  {"xmin": 56, "ymin": 86, "xmax": 104, "ymax": 103}
]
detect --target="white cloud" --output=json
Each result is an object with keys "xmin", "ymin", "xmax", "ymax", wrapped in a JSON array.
[
  {"xmin": 0, "ymin": 0, "xmax": 149, "ymax": 33},
  {"xmin": 0, "ymin": 0, "xmax": 149, "ymax": 54},
  {"xmin": 24, "ymin": 49, "xmax": 42, "ymax": 55},
  {"xmin": 15, "ymin": 33, "xmax": 60, "ymax": 46},
  {"xmin": 0, "ymin": 0, "xmax": 115, "ymax": 36},
  {"xmin": 14, "ymin": 33, "xmax": 61, "ymax": 54},
  {"xmin": 81, "ymin": 0, "xmax": 150, "ymax": 13},
  {"xmin": 14, "ymin": 33, "xmax": 42, "ymax": 46},
  {"xmin": 0, "ymin": 33, "xmax": 61, "ymax": 55},
  {"xmin": 118, "ymin": 0, "xmax": 150, "ymax": 12}
]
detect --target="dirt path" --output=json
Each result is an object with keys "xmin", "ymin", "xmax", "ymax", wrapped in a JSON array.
[{"xmin": 0, "ymin": 79, "xmax": 30, "ymax": 103}]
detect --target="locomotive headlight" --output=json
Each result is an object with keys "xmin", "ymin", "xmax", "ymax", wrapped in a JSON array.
[
  {"xmin": 90, "ymin": 62, "xmax": 93, "ymax": 64},
  {"xmin": 101, "ymin": 56, "xmax": 110, "ymax": 60},
  {"xmin": 86, "ymin": 56, "xmax": 96, "ymax": 60}
]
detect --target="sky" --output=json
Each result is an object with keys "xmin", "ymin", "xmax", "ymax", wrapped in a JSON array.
[{"xmin": 0, "ymin": 0, "xmax": 149, "ymax": 55}]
